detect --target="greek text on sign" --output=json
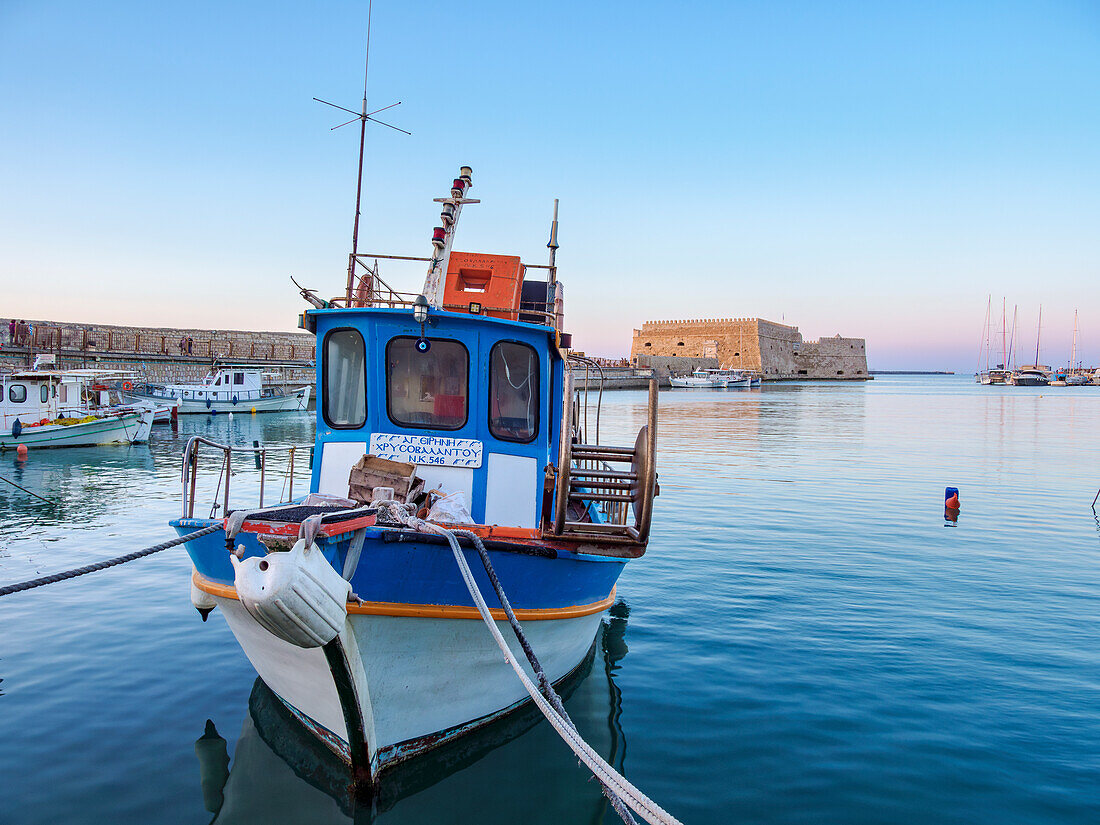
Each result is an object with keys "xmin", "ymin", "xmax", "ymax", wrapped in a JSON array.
[{"xmin": 369, "ymin": 433, "xmax": 483, "ymax": 468}]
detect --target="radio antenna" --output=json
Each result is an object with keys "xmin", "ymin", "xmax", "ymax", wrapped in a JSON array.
[{"xmin": 314, "ymin": 0, "xmax": 410, "ymax": 305}]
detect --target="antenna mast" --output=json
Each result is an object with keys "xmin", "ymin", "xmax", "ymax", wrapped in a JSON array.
[
  {"xmin": 347, "ymin": 0, "xmax": 373, "ymax": 305},
  {"xmin": 314, "ymin": 0, "xmax": 410, "ymax": 307}
]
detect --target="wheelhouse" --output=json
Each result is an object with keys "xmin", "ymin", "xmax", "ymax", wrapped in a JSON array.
[
  {"xmin": 309, "ymin": 306, "xmax": 562, "ymax": 530},
  {"xmin": 292, "ymin": 166, "xmax": 656, "ymax": 549}
]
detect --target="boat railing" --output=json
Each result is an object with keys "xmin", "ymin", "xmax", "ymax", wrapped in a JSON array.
[
  {"xmin": 181, "ymin": 436, "xmax": 310, "ymax": 519},
  {"xmin": 336, "ymin": 253, "xmax": 561, "ymax": 330},
  {"xmin": 549, "ymin": 371, "xmax": 658, "ymax": 547}
]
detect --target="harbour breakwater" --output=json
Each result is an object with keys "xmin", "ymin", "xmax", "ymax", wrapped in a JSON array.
[{"xmin": 0, "ymin": 318, "xmax": 315, "ymax": 388}]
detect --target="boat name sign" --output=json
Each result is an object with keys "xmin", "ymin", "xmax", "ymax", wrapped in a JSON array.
[{"xmin": 369, "ymin": 433, "xmax": 483, "ymax": 468}]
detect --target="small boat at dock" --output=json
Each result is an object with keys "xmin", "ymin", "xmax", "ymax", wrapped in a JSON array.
[
  {"xmin": 669, "ymin": 369, "xmax": 723, "ymax": 388},
  {"xmin": 1, "ymin": 369, "xmax": 154, "ymax": 449},
  {"xmin": 125, "ymin": 365, "xmax": 310, "ymax": 414},
  {"xmin": 170, "ymin": 168, "xmax": 661, "ymax": 790},
  {"xmin": 1006, "ymin": 368, "xmax": 1049, "ymax": 387}
]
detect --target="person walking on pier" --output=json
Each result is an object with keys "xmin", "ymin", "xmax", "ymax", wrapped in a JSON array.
[
  {"xmin": 8, "ymin": 319, "xmax": 14, "ymax": 345},
  {"xmin": 179, "ymin": 335, "xmax": 186, "ymax": 355},
  {"xmin": 186, "ymin": 336, "xmax": 193, "ymax": 355}
]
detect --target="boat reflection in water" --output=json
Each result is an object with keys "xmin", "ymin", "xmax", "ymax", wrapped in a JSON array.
[{"xmin": 196, "ymin": 603, "xmax": 632, "ymax": 824}]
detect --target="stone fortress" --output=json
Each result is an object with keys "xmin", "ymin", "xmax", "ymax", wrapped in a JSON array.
[{"xmin": 630, "ymin": 317, "xmax": 869, "ymax": 380}]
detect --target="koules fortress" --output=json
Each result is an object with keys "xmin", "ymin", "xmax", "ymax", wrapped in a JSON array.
[{"xmin": 631, "ymin": 317, "xmax": 869, "ymax": 380}]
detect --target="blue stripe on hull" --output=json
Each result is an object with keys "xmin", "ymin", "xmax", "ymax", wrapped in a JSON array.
[{"xmin": 171, "ymin": 519, "xmax": 625, "ymax": 611}]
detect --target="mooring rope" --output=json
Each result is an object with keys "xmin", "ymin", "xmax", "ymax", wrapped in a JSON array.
[
  {"xmin": 451, "ymin": 528, "xmax": 639, "ymax": 825},
  {"xmin": 0, "ymin": 525, "xmax": 221, "ymax": 599},
  {"xmin": 412, "ymin": 519, "xmax": 681, "ymax": 825}
]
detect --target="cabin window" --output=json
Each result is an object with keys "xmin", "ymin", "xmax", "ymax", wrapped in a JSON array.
[
  {"xmin": 215, "ymin": 376, "xmax": 222, "ymax": 386},
  {"xmin": 8, "ymin": 385, "xmax": 26, "ymax": 403},
  {"xmin": 41, "ymin": 384, "xmax": 49, "ymax": 403},
  {"xmin": 234, "ymin": 373, "xmax": 244, "ymax": 385},
  {"xmin": 489, "ymin": 341, "xmax": 539, "ymax": 443},
  {"xmin": 323, "ymin": 328, "xmax": 367, "ymax": 428},
  {"xmin": 386, "ymin": 336, "xmax": 468, "ymax": 430}
]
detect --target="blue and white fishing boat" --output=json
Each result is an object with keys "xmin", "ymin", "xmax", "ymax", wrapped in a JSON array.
[{"xmin": 171, "ymin": 168, "xmax": 659, "ymax": 791}]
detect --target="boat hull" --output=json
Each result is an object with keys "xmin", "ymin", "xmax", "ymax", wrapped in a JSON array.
[
  {"xmin": 174, "ymin": 519, "xmax": 625, "ymax": 782},
  {"xmin": 0, "ymin": 410, "xmax": 151, "ymax": 449},
  {"xmin": 669, "ymin": 378, "xmax": 720, "ymax": 388},
  {"xmin": 208, "ymin": 592, "xmax": 603, "ymax": 777},
  {"xmin": 124, "ymin": 386, "xmax": 310, "ymax": 414}
]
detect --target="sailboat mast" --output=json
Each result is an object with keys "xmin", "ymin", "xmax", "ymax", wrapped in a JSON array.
[
  {"xmin": 1009, "ymin": 305, "xmax": 1018, "ymax": 370},
  {"xmin": 1034, "ymin": 305, "xmax": 1042, "ymax": 367},
  {"xmin": 1071, "ymin": 308, "xmax": 1078, "ymax": 370},
  {"xmin": 978, "ymin": 295, "xmax": 991, "ymax": 374},
  {"xmin": 1001, "ymin": 298, "xmax": 1007, "ymax": 369}
]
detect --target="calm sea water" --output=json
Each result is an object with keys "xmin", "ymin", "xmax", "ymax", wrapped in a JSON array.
[{"xmin": 2, "ymin": 376, "xmax": 1099, "ymax": 824}]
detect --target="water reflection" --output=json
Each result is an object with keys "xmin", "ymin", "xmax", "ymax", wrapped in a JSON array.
[{"xmin": 198, "ymin": 604, "xmax": 632, "ymax": 824}]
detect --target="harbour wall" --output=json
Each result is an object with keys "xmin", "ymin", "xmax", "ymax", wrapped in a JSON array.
[
  {"xmin": 0, "ymin": 318, "xmax": 315, "ymax": 387},
  {"xmin": 630, "ymin": 318, "xmax": 870, "ymax": 379}
]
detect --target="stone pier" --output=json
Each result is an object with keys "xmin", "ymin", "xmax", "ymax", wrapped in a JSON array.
[{"xmin": 0, "ymin": 318, "xmax": 315, "ymax": 388}]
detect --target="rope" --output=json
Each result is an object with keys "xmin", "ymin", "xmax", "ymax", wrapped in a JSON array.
[
  {"xmin": 0, "ymin": 525, "xmax": 221, "ymax": 598},
  {"xmin": 451, "ymin": 528, "xmax": 638, "ymax": 825},
  {"xmin": 0, "ymin": 473, "xmax": 58, "ymax": 505},
  {"xmin": 413, "ymin": 519, "xmax": 680, "ymax": 825}
]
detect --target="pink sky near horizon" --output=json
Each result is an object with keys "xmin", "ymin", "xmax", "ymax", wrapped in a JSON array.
[{"xmin": 2, "ymin": 1, "xmax": 1097, "ymax": 373}]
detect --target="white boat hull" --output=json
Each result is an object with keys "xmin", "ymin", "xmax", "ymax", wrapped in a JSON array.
[
  {"xmin": 668, "ymin": 377, "xmax": 721, "ymax": 388},
  {"xmin": 213, "ymin": 595, "xmax": 603, "ymax": 777},
  {"xmin": 0, "ymin": 409, "xmax": 152, "ymax": 449},
  {"xmin": 124, "ymin": 386, "xmax": 310, "ymax": 414}
]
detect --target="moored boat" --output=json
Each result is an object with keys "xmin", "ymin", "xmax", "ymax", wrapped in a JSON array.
[
  {"xmin": 1, "ymin": 370, "xmax": 155, "ymax": 449},
  {"xmin": 669, "ymin": 369, "xmax": 722, "ymax": 388},
  {"xmin": 715, "ymin": 368, "xmax": 752, "ymax": 388},
  {"xmin": 170, "ymin": 168, "xmax": 660, "ymax": 789},
  {"xmin": 125, "ymin": 365, "xmax": 310, "ymax": 414},
  {"xmin": 1007, "ymin": 367, "xmax": 1049, "ymax": 387}
]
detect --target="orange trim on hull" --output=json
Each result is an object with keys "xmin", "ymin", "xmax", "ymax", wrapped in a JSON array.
[{"xmin": 192, "ymin": 571, "xmax": 614, "ymax": 621}]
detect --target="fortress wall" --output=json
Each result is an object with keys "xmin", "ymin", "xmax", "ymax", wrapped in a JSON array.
[
  {"xmin": 631, "ymin": 318, "xmax": 869, "ymax": 379},
  {"xmin": 631, "ymin": 318, "xmax": 766, "ymax": 370},
  {"xmin": 793, "ymin": 336, "xmax": 869, "ymax": 379}
]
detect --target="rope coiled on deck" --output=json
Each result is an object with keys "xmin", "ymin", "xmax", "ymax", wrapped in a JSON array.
[{"xmin": 0, "ymin": 525, "xmax": 221, "ymax": 598}]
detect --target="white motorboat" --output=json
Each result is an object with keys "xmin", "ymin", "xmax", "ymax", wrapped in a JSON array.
[
  {"xmin": 1006, "ymin": 368, "xmax": 1049, "ymax": 387},
  {"xmin": 669, "ymin": 369, "xmax": 723, "ymax": 388},
  {"xmin": 714, "ymin": 369, "xmax": 752, "ymax": 389},
  {"xmin": 125, "ymin": 365, "xmax": 311, "ymax": 414},
  {"xmin": 58, "ymin": 368, "xmax": 178, "ymax": 423},
  {"xmin": 1, "ymin": 370, "xmax": 154, "ymax": 449}
]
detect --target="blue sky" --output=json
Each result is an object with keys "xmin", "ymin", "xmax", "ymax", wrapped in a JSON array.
[{"xmin": 1, "ymin": 1, "xmax": 1098, "ymax": 369}]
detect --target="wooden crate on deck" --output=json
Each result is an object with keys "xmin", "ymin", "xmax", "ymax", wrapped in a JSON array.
[{"xmin": 348, "ymin": 454, "xmax": 422, "ymax": 504}]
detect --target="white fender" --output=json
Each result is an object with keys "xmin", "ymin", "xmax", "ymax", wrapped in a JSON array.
[
  {"xmin": 190, "ymin": 565, "xmax": 217, "ymax": 612},
  {"xmin": 230, "ymin": 539, "xmax": 351, "ymax": 648}
]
